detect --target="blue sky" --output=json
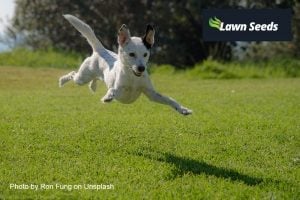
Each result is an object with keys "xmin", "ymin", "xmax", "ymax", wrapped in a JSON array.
[
  {"xmin": 0, "ymin": 0, "xmax": 15, "ymax": 51},
  {"xmin": 0, "ymin": 0, "xmax": 15, "ymax": 33}
]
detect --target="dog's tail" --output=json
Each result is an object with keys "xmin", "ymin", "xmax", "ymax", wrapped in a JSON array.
[{"xmin": 63, "ymin": 14, "xmax": 104, "ymax": 51}]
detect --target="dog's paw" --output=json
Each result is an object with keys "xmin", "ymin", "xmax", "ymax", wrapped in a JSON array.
[
  {"xmin": 58, "ymin": 77, "xmax": 66, "ymax": 87},
  {"xmin": 101, "ymin": 96, "xmax": 114, "ymax": 103},
  {"xmin": 101, "ymin": 89, "xmax": 115, "ymax": 103},
  {"xmin": 177, "ymin": 106, "xmax": 193, "ymax": 115}
]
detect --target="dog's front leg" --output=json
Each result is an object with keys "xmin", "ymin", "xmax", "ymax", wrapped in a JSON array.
[
  {"xmin": 101, "ymin": 88, "xmax": 116, "ymax": 103},
  {"xmin": 143, "ymin": 88, "xmax": 192, "ymax": 115}
]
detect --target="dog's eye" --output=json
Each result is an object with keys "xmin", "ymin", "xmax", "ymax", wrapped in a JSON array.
[
  {"xmin": 129, "ymin": 53, "xmax": 136, "ymax": 57},
  {"xmin": 143, "ymin": 53, "xmax": 148, "ymax": 57}
]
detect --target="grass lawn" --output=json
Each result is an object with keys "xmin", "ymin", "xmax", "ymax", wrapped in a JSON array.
[{"xmin": 0, "ymin": 66, "xmax": 299, "ymax": 199}]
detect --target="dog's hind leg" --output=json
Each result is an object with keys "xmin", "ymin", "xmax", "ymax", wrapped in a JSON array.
[
  {"xmin": 59, "ymin": 69, "xmax": 94, "ymax": 87},
  {"xmin": 60, "ymin": 57, "xmax": 95, "ymax": 87},
  {"xmin": 89, "ymin": 79, "xmax": 97, "ymax": 92},
  {"xmin": 59, "ymin": 71, "xmax": 76, "ymax": 87}
]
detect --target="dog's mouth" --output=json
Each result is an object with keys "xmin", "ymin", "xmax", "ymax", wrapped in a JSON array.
[{"xmin": 132, "ymin": 70, "xmax": 142, "ymax": 77}]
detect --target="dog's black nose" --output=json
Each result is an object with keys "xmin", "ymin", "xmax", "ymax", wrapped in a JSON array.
[{"xmin": 137, "ymin": 66, "xmax": 145, "ymax": 72}]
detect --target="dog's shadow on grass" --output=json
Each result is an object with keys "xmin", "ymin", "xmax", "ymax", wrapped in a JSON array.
[{"xmin": 133, "ymin": 149, "xmax": 263, "ymax": 186}]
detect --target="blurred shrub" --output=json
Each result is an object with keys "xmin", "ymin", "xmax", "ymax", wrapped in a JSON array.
[
  {"xmin": 187, "ymin": 58, "xmax": 300, "ymax": 79},
  {"xmin": 0, "ymin": 48, "xmax": 82, "ymax": 68},
  {"xmin": 0, "ymin": 48, "xmax": 299, "ymax": 78}
]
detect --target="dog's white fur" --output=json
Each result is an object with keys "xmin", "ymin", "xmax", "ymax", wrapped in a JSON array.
[{"xmin": 59, "ymin": 15, "xmax": 192, "ymax": 115}]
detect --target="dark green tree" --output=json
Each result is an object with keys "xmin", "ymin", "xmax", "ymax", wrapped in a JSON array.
[
  {"xmin": 9, "ymin": 0, "xmax": 297, "ymax": 67},
  {"xmin": 10, "ymin": 0, "xmax": 234, "ymax": 66}
]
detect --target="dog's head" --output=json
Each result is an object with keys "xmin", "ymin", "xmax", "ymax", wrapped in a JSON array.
[{"xmin": 118, "ymin": 24, "xmax": 155, "ymax": 77}]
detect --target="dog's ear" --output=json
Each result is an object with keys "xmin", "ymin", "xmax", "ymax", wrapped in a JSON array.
[
  {"xmin": 142, "ymin": 24, "xmax": 155, "ymax": 49},
  {"xmin": 118, "ymin": 24, "xmax": 131, "ymax": 47}
]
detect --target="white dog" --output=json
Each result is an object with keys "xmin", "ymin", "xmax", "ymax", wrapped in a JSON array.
[{"xmin": 59, "ymin": 15, "xmax": 192, "ymax": 115}]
